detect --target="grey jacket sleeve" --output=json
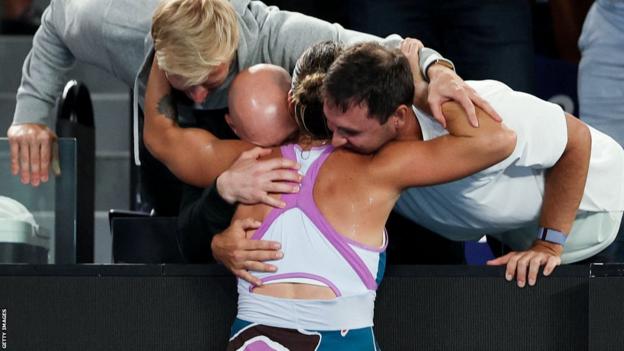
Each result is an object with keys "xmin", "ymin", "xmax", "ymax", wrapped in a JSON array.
[{"xmin": 12, "ymin": 1, "xmax": 75, "ymax": 126}]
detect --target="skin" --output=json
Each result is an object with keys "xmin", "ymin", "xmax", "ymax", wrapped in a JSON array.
[
  {"xmin": 143, "ymin": 58, "xmax": 302, "ymax": 194},
  {"xmin": 144, "ymin": 61, "xmax": 516, "ymax": 298},
  {"xmin": 224, "ymin": 64, "xmax": 298, "ymax": 147},
  {"xmin": 225, "ymin": 106, "xmax": 515, "ymax": 299},
  {"xmin": 220, "ymin": 39, "xmax": 593, "ymax": 290},
  {"xmin": 166, "ymin": 62, "xmax": 231, "ymax": 104},
  {"xmin": 486, "ymin": 112, "xmax": 591, "ymax": 288},
  {"xmin": 218, "ymin": 65, "xmax": 301, "ymax": 207},
  {"xmin": 326, "ymin": 40, "xmax": 593, "ymax": 288},
  {"xmin": 7, "ymin": 40, "xmax": 501, "ymax": 192}
]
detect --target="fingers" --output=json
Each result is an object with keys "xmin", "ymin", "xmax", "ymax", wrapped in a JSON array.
[
  {"xmin": 400, "ymin": 37, "xmax": 423, "ymax": 51},
  {"xmin": 486, "ymin": 252, "xmax": 512, "ymax": 266},
  {"xmin": 243, "ymin": 238, "xmax": 281, "ymax": 252},
  {"xmin": 244, "ymin": 260, "xmax": 278, "ymax": 273},
  {"xmin": 9, "ymin": 138, "xmax": 19, "ymax": 176},
  {"xmin": 8, "ymin": 125, "xmax": 57, "ymax": 185},
  {"xmin": 505, "ymin": 253, "xmax": 521, "ymax": 283},
  {"xmin": 500, "ymin": 251, "xmax": 560, "ymax": 288},
  {"xmin": 507, "ymin": 252, "xmax": 538, "ymax": 287},
  {"xmin": 256, "ymin": 157, "xmax": 300, "ymax": 173},
  {"xmin": 29, "ymin": 140, "xmax": 41, "ymax": 186},
  {"xmin": 543, "ymin": 256, "xmax": 560, "ymax": 277},
  {"xmin": 242, "ymin": 248, "xmax": 283, "ymax": 263},
  {"xmin": 19, "ymin": 138, "xmax": 31, "ymax": 185},
  {"xmin": 234, "ymin": 269, "xmax": 263, "ymax": 287},
  {"xmin": 455, "ymin": 90, "xmax": 479, "ymax": 128},
  {"xmin": 234, "ymin": 218, "xmax": 262, "ymax": 232},
  {"xmin": 240, "ymin": 146, "xmax": 272, "ymax": 161},
  {"xmin": 263, "ymin": 181, "xmax": 300, "ymax": 195},
  {"xmin": 259, "ymin": 170, "xmax": 302, "ymax": 190},
  {"xmin": 40, "ymin": 140, "xmax": 51, "ymax": 183},
  {"xmin": 259, "ymin": 193, "xmax": 286, "ymax": 209},
  {"xmin": 400, "ymin": 38, "xmax": 423, "ymax": 56},
  {"xmin": 429, "ymin": 99, "xmax": 447, "ymax": 128},
  {"xmin": 470, "ymin": 91, "xmax": 503, "ymax": 122},
  {"xmin": 527, "ymin": 256, "xmax": 544, "ymax": 286}
]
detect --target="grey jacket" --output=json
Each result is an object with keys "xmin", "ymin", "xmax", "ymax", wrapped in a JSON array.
[{"xmin": 13, "ymin": 0, "xmax": 157, "ymax": 126}]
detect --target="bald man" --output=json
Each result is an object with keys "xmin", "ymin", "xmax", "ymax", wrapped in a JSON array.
[
  {"xmin": 225, "ymin": 64, "xmax": 298, "ymax": 147},
  {"xmin": 177, "ymin": 64, "xmax": 300, "ymax": 263}
]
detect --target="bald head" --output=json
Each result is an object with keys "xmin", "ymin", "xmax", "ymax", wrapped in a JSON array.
[{"xmin": 226, "ymin": 64, "xmax": 297, "ymax": 146}]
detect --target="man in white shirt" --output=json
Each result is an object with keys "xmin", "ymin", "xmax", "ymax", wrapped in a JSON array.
[
  {"xmin": 204, "ymin": 40, "xmax": 622, "ymax": 288},
  {"xmin": 319, "ymin": 41, "xmax": 624, "ymax": 287}
]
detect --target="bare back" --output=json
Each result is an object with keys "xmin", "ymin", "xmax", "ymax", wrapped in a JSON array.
[{"xmin": 233, "ymin": 145, "xmax": 398, "ymax": 300}]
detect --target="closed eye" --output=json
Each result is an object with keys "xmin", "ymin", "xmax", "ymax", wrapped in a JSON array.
[{"xmin": 338, "ymin": 127, "xmax": 359, "ymax": 137}]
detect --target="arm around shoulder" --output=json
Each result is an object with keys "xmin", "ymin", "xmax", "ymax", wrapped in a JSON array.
[
  {"xmin": 143, "ymin": 58, "xmax": 253, "ymax": 186},
  {"xmin": 372, "ymin": 102, "xmax": 516, "ymax": 190}
]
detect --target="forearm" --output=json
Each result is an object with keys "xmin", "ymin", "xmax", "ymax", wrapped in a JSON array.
[
  {"xmin": 143, "ymin": 59, "xmax": 238, "ymax": 186},
  {"xmin": 378, "ymin": 105, "xmax": 514, "ymax": 188},
  {"xmin": 423, "ymin": 103, "xmax": 515, "ymax": 182},
  {"xmin": 176, "ymin": 184, "xmax": 237, "ymax": 263},
  {"xmin": 539, "ymin": 114, "xmax": 591, "ymax": 234}
]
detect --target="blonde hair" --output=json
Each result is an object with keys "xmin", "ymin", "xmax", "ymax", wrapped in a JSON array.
[{"xmin": 152, "ymin": 0, "xmax": 239, "ymax": 87}]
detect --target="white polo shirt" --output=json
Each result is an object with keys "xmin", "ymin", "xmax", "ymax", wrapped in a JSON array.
[{"xmin": 395, "ymin": 80, "xmax": 624, "ymax": 255}]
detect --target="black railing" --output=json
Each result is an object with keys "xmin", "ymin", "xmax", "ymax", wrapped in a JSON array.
[{"xmin": 55, "ymin": 80, "xmax": 95, "ymax": 263}]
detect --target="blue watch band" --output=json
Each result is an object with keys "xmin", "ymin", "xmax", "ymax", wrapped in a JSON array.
[{"xmin": 537, "ymin": 227, "xmax": 567, "ymax": 245}]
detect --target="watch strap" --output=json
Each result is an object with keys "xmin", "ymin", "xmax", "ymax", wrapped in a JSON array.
[
  {"xmin": 537, "ymin": 227, "xmax": 567, "ymax": 245},
  {"xmin": 419, "ymin": 47, "xmax": 455, "ymax": 82}
]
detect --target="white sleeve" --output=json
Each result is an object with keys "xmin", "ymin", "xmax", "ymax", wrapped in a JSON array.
[{"xmin": 469, "ymin": 80, "xmax": 568, "ymax": 169}]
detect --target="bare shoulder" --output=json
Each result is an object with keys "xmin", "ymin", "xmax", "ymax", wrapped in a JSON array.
[{"xmin": 441, "ymin": 101, "xmax": 464, "ymax": 115}]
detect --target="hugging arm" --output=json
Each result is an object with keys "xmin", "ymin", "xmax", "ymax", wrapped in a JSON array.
[
  {"xmin": 372, "ymin": 102, "xmax": 516, "ymax": 191},
  {"xmin": 400, "ymin": 38, "xmax": 502, "ymax": 129},
  {"xmin": 144, "ymin": 62, "xmax": 291, "ymax": 269},
  {"xmin": 143, "ymin": 58, "xmax": 301, "ymax": 205},
  {"xmin": 143, "ymin": 57, "xmax": 252, "ymax": 185}
]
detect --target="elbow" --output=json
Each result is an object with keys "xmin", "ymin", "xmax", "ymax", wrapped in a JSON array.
[
  {"xmin": 490, "ymin": 126, "xmax": 517, "ymax": 160},
  {"xmin": 143, "ymin": 127, "xmax": 158, "ymax": 157},
  {"xmin": 143, "ymin": 125, "xmax": 167, "ymax": 162},
  {"xmin": 565, "ymin": 113, "xmax": 592, "ymax": 158}
]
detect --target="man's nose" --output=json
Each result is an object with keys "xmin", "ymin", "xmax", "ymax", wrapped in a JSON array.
[
  {"xmin": 186, "ymin": 86, "xmax": 209, "ymax": 104},
  {"xmin": 331, "ymin": 132, "xmax": 347, "ymax": 148}
]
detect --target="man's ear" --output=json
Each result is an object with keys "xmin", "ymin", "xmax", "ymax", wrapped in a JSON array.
[{"xmin": 392, "ymin": 104, "xmax": 411, "ymax": 130}]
